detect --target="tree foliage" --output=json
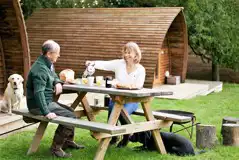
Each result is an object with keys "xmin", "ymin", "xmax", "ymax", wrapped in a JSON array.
[
  {"xmin": 186, "ymin": 0, "xmax": 239, "ymax": 70},
  {"xmin": 20, "ymin": 0, "xmax": 101, "ymax": 19}
]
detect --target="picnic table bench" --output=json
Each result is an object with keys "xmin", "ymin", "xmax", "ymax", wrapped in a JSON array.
[{"xmin": 13, "ymin": 84, "xmax": 179, "ymax": 160}]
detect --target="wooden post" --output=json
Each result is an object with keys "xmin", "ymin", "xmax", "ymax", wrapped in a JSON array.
[
  {"xmin": 221, "ymin": 124, "xmax": 239, "ymax": 146},
  {"xmin": 12, "ymin": 0, "xmax": 31, "ymax": 92},
  {"xmin": 196, "ymin": 124, "xmax": 218, "ymax": 149}
]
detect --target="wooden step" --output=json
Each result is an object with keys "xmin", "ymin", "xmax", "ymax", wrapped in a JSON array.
[{"xmin": 0, "ymin": 112, "xmax": 36, "ymax": 138}]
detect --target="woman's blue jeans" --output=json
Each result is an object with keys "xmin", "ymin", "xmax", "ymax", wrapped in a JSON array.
[{"xmin": 108, "ymin": 100, "xmax": 139, "ymax": 125}]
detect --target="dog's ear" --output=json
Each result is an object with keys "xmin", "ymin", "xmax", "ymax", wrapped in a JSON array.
[
  {"xmin": 8, "ymin": 75, "xmax": 13, "ymax": 82},
  {"xmin": 19, "ymin": 75, "xmax": 24, "ymax": 82}
]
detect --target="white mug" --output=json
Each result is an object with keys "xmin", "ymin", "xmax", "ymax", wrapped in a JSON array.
[{"xmin": 87, "ymin": 76, "xmax": 94, "ymax": 86}]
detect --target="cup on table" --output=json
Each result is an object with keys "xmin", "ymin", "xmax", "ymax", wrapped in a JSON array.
[
  {"xmin": 87, "ymin": 76, "xmax": 95, "ymax": 86},
  {"xmin": 82, "ymin": 78, "xmax": 88, "ymax": 85},
  {"xmin": 96, "ymin": 76, "xmax": 104, "ymax": 86}
]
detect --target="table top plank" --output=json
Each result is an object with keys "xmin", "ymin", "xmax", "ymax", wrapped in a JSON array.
[{"xmin": 63, "ymin": 84, "xmax": 173, "ymax": 97}]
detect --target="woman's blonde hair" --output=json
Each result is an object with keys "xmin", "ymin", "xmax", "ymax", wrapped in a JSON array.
[{"xmin": 122, "ymin": 42, "xmax": 142, "ymax": 63}]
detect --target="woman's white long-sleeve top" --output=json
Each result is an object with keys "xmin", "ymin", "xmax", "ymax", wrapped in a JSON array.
[{"xmin": 94, "ymin": 59, "xmax": 146, "ymax": 88}]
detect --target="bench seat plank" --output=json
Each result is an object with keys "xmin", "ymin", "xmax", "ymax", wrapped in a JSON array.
[
  {"xmin": 13, "ymin": 109, "xmax": 125, "ymax": 135},
  {"xmin": 91, "ymin": 106, "xmax": 192, "ymax": 123},
  {"xmin": 133, "ymin": 109, "xmax": 192, "ymax": 123}
]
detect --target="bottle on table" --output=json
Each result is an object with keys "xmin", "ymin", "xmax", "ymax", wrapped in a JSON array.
[{"xmin": 105, "ymin": 76, "xmax": 113, "ymax": 88}]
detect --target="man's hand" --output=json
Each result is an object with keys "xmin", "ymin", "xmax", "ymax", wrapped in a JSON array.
[
  {"xmin": 45, "ymin": 112, "xmax": 57, "ymax": 119},
  {"xmin": 55, "ymin": 83, "xmax": 62, "ymax": 95}
]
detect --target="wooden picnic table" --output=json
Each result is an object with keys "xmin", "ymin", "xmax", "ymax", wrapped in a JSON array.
[{"xmin": 62, "ymin": 84, "xmax": 173, "ymax": 160}]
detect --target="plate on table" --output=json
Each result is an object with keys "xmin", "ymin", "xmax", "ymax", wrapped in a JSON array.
[
  {"xmin": 116, "ymin": 87, "xmax": 139, "ymax": 90},
  {"xmin": 115, "ymin": 84, "xmax": 140, "ymax": 90},
  {"xmin": 66, "ymin": 78, "xmax": 81, "ymax": 85}
]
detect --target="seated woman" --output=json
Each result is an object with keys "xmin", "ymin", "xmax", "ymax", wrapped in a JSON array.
[{"xmin": 85, "ymin": 42, "xmax": 145, "ymax": 146}]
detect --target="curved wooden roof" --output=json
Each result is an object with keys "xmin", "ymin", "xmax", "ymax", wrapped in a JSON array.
[
  {"xmin": 0, "ymin": 0, "xmax": 30, "ymax": 93},
  {"xmin": 26, "ymin": 8, "xmax": 188, "ymax": 88}
]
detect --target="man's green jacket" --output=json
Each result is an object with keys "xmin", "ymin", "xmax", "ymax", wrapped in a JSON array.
[{"xmin": 26, "ymin": 55, "xmax": 62, "ymax": 115}]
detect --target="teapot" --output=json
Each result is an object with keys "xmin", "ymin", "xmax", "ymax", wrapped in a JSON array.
[{"xmin": 82, "ymin": 62, "xmax": 95, "ymax": 78}]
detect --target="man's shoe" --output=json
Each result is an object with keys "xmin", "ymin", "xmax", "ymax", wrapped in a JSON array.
[
  {"xmin": 117, "ymin": 135, "xmax": 129, "ymax": 148},
  {"xmin": 62, "ymin": 140, "xmax": 85, "ymax": 150},
  {"xmin": 110, "ymin": 136, "xmax": 119, "ymax": 145},
  {"xmin": 51, "ymin": 148, "xmax": 72, "ymax": 158}
]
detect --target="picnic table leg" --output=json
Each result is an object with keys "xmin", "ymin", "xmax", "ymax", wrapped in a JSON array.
[
  {"xmin": 70, "ymin": 92, "xmax": 85, "ymax": 110},
  {"xmin": 27, "ymin": 122, "xmax": 48, "ymax": 155},
  {"xmin": 121, "ymin": 108, "xmax": 135, "ymax": 124},
  {"xmin": 94, "ymin": 102, "xmax": 123, "ymax": 160},
  {"xmin": 80, "ymin": 92, "xmax": 96, "ymax": 121},
  {"xmin": 141, "ymin": 101, "xmax": 167, "ymax": 154}
]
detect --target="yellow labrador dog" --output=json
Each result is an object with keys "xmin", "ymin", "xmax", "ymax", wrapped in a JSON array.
[{"xmin": 0, "ymin": 74, "xmax": 24, "ymax": 115}]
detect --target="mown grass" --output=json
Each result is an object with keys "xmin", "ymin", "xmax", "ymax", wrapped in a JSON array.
[{"xmin": 0, "ymin": 83, "xmax": 238, "ymax": 160}]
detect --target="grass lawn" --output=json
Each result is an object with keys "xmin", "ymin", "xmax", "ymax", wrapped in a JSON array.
[{"xmin": 0, "ymin": 83, "xmax": 238, "ymax": 160}]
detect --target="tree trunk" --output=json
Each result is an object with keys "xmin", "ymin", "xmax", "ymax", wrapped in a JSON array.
[
  {"xmin": 221, "ymin": 124, "xmax": 239, "ymax": 146},
  {"xmin": 196, "ymin": 124, "xmax": 218, "ymax": 149},
  {"xmin": 212, "ymin": 62, "xmax": 220, "ymax": 81}
]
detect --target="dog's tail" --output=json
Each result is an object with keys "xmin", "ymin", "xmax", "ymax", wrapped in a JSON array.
[
  {"xmin": 0, "ymin": 99, "xmax": 8, "ymax": 113},
  {"xmin": 0, "ymin": 99, "xmax": 3, "ymax": 106},
  {"xmin": 0, "ymin": 99, "xmax": 3, "ymax": 111}
]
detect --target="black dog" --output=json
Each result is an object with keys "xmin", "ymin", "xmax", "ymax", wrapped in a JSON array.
[{"xmin": 129, "ymin": 131, "xmax": 195, "ymax": 156}]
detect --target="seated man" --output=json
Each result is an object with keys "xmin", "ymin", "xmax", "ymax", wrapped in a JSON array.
[{"xmin": 26, "ymin": 40, "xmax": 84, "ymax": 158}]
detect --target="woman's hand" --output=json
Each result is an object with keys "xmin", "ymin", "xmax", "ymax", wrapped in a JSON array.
[
  {"xmin": 55, "ymin": 83, "xmax": 63, "ymax": 95},
  {"xmin": 85, "ymin": 61, "xmax": 95, "ymax": 66}
]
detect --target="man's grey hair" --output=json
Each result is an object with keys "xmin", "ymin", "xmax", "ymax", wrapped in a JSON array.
[{"xmin": 42, "ymin": 40, "xmax": 60, "ymax": 55}]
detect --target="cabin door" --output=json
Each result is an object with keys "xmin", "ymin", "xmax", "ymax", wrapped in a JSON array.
[{"xmin": 153, "ymin": 48, "xmax": 170, "ymax": 86}]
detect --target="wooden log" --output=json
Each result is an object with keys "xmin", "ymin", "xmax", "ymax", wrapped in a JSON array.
[
  {"xmin": 221, "ymin": 124, "xmax": 239, "ymax": 146},
  {"xmin": 221, "ymin": 117, "xmax": 239, "ymax": 134},
  {"xmin": 196, "ymin": 124, "xmax": 218, "ymax": 149},
  {"xmin": 222, "ymin": 117, "xmax": 239, "ymax": 124}
]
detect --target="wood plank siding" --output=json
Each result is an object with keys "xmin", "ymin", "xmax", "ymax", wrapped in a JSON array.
[
  {"xmin": 0, "ymin": 0, "xmax": 30, "ymax": 94},
  {"xmin": 26, "ymin": 8, "xmax": 188, "ymax": 88}
]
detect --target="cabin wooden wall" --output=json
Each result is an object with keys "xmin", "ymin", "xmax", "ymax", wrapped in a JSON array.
[
  {"xmin": 154, "ymin": 37, "xmax": 170, "ymax": 85},
  {"xmin": 26, "ymin": 8, "xmax": 188, "ymax": 88},
  {"xmin": 0, "ymin": 36, "xmax": 6, "ymax": 94},
  {"xmin": 153, "ymin": 12, "xmax": 187, "ymax": 85},
  {"xmin": 0, "ymin": 1, "xmax": 21, "ymax": 93},
  {"xmin": 26, "ymin": 8, "xmax": 187, "ymax": 88},
  {"xmin": 167, "ymin": 12, "xmax": 188, "ymax": 82},
  {"xmin": 0, "ymin": 0, "xmax": 30, "ymax": 94}
]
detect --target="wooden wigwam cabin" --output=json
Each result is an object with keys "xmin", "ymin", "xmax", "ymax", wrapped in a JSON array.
[
  {"xmin": 26, "ymin": 8, "xmax": 188, "ymax": 88},
  {"xmin": 0, "ymin": 0, "xmax": 30, "ymax": 137},
  {"xmin": 0, "ymin": 0, "xmax": 30, "ymax": 94}
]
